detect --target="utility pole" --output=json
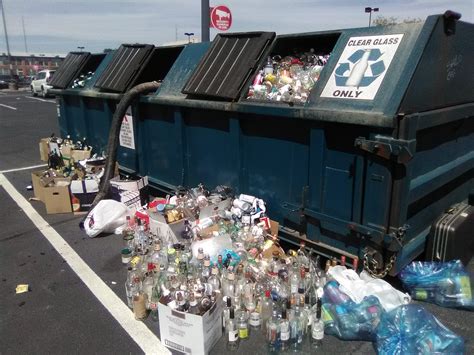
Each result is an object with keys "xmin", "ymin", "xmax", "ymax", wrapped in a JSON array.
[
  {"xmin": 0, "ymin": 0, "xmax": 14, "ymax": 79},
  {"xmin": 201, "ymin": 0, "xmax": 210, "ymax": 42},
  {"xmin": 175, "ymin": 24, "xmax": 178, "ymax": 42},
  {"xmin": 22, "ymin": 16, "xmax": 28, "ymax": 53}
]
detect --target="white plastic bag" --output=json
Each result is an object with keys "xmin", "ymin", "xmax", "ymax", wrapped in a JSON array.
[
  {"xmin": 84, "ymin": 199, "xmax": 130, "ymax": 238},
  {"xmin": 327, "ymin": 265, "xmax": 411, "ymax": 311}
]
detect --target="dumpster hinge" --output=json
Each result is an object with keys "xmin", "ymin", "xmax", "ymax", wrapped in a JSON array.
[{"xmin": 354, "ymin": 135, "xmax": 416, "ymax": 164}]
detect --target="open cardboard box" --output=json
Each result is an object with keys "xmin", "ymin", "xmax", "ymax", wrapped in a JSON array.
[{"xmin": 43, "ymin": 178, "xmax": 72, "ymax": 214}]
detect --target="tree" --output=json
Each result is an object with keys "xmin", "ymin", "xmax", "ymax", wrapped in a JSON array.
[
  {"xmin": 373, "ymin": 16, "xmax": 422, "ymax": 26},
  {"xmin": 103, "ymin": 48, "xmax": 113, "ymax": 53}
]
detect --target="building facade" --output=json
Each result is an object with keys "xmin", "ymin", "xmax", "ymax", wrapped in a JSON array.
[{"xmin": 0, "ymin": 53, "xmax": 64, "ymax": 78}]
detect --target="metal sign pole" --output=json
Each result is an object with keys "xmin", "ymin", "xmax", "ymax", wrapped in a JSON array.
[{"xmin": 201, "ymin": 0, "xmax": 210, "ymax": 42}]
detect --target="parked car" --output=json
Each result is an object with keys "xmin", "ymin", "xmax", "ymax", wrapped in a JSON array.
[
  {"xmin": 0, "ymin": 75, "xmax": 11, "ymax": 89},
  {"xmin": 31, "ymin": 70, "xmax": 56, "ymax": 97}
]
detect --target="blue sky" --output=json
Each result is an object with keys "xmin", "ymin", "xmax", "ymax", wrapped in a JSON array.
[{"xmin": 1, "ymin": 0, "xmax": 472, "ymax": 55}]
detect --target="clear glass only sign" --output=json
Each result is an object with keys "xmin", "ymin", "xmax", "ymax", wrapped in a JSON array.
[{"xmin": 321, "ymin": 34, "xmax": 404, "ymax": 100}]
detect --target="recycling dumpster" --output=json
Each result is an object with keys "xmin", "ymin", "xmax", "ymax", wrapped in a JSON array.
[
  {"xmin": 58, "ymin": 13, "xmax": 473, "ymax": 275},
  {"xmin": 51, "ymin": 44, "xmax": 184, "ymax": 172}
]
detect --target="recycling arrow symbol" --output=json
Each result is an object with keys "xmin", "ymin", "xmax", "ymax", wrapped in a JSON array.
[{"xmin": 334, "ymin": 48, "xmax": 386, "ymax": 87}]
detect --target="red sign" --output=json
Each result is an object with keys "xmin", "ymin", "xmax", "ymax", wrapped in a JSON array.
[{"xmin": 210, "ymin": 5, "xmax": 232, "ymax": 31}]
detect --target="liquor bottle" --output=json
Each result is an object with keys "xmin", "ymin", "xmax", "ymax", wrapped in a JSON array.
[
  {"xmin": 188, "ymin": 293, "xmax": 200, "ymax": 315},
  {"xmin": 176, "ymin": 292, "xmax": 189, "ymax": 312},
  {"xmin": 296, "ymin": 241, "xmax": 309, "ymax": 268},
  {"xmin": 249, "ymin": 310, "xmax": 261, "ymax": 330},
  {"xmin": 266, "ymin": 309, "xmax": 280, "ymax": 352},
  {"xmin": 222, "ymin": 297, "xmax": 232, "ymax": 329},
  {"xmin": 132, "ymin": 277, "xmax": 148, "ymax": 321},
  {"xmin": 149, "ymin": 241, "xmax": 166, "ymax": 271},
  {"xmin": 290, "ymin": 307, "xmax": 304, "ymax": 352},
  {"xmin": 290, "ymin": 263, "xmax": 300, "ymax": 295},
  {"xmin": 201, "ymin": 254, "xmax": 212, "ymax": 281},
  {"xmin": 302, "ymin": 293, "xmax": 313, "ymax": 334},
  {"xmin": 181, "ymin": 219, "xmax": 193, "ymax": 245},
  {"xmin": 279, "ymin": 308, "xmax": 290, "ymax": 351},
  {"xmin": 346, "ymin": 49, "xmax": 371, "ymax": 87},
  {"xmin": 237, "ymin": 311, "xmax": 249, "ymax": 340},
  {"xmin": 149, "ymin": 281, "xmax": 161, "ymax": 322},
  {"xmin": 142, "ymin": 265, "xmax": 156, "ymax": 309},
  {"xmin": 208, "ymin": 266, "xmax": 222, "ymax": 292},
  {"xmin": 311, "ymin": 299, "xmax": 324, "ymax": 348},
  {"xmin": 264, "ymin": 56, "xmax": 274, "ymax": 75},
  {"xmin": 125, "ymin": 267, "xmax": 135, "ymax": 308},
  {"xmin": 261, "ymin": 290, "xmax": 273, "ymax": 334},
  {"xmin": 226, "ymin": 308, "xmax": 239, "ymax": 351}
]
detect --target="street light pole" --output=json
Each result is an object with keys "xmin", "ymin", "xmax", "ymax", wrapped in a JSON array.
[
  {"xmin": 365, "ymin": 7, "xmax": 379, "ymax": 27},
  {"xmin": 0, "ymin": 0, "xmax": 14, "ymax": 79},
  {"xmin": 77, "ymin": 46, "xmax": 85, "ymax": 53},
  {"xmin": 184, "ymin": 32, "xmax": 195, "ymax": 44},
  {"xmin": 201, "ymin": 0, "xmax": 210, "ymax": 42}
]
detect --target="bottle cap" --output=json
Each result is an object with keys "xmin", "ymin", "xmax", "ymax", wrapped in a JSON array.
[
  {"xmin": 226, "ymin": 297, "xmax": 232, "ymax": 307},
  {"xmin": 230, "ymin": 307, "xmax": 235, "ymax": 319},
  {"xmin": 265, "ymin": 290, "xmax": 271, "ymax": 298}
]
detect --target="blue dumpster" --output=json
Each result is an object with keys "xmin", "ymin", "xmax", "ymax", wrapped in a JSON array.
[{"xmin": 58, "ymin": 14, "xmax": 473, "ymax": 275}]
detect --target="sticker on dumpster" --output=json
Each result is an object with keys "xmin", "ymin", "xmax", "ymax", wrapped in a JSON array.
[
  {"xmin": 119, "ymin": 109, "xmax": 135, "ymax": 150},
  {"xmin": 321, "ymin": 34, "xmax": 403, "ymax": 100}
]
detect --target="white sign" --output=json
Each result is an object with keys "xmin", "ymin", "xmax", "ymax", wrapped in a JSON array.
[
  {"xmin": 119, "ymin": 109, "xmax": 135, "ymax": 149},
  {"xmin": 321, "ymin": 34, "xmax": 404, "ymax": 100}
]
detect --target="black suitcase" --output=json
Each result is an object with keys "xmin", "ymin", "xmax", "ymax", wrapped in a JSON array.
[{"xmin": 426, "ymin": 203, "xmax": 474, "ymax": 265}]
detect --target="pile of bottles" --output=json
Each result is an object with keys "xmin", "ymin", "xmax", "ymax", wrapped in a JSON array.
[
  {"xmin": 71, "ymin": 71, "xmax": 95, "ymax": 89},
  {"xmin": 321, "ymin": 281, "xmax": 384, "ymax": 341},
  {"xmin": 120, "ymin": 184, "xmax": 366, "ymax": 351},
  {"xmin": 246, "ymin": 51, "xmax": 330, "ymax": 103},
  {"xmin": 399, "ymin": 260, "xmax": 473, "ymax": 309}
]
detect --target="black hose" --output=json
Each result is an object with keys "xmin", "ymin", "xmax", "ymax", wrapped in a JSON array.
[{"xmin": 80, "ymin": 81, "xmax": 161, "ymax": 228}]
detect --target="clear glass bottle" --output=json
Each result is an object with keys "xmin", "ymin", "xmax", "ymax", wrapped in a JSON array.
[
  {"xmin": 125, "ymin": 267, "xmax": 134, "ymax": 308},
  {"xmin": 188, "ymin": 293, "xmax": 200, "ymax": 315},
  {"xmin": 237, "ymin": 311, "xmax": 249, "ymax": 341},
  {"xmin": 290, "ymin": 307, "xmax": 304, "ymax": 352},
  {"xmin": 149, "ymin": 281, "xmax": 161, "ymax": 322},
  {"xmin": 132, "ymin": 277, "xmax": 148, "ymax": 321},
  {"xmin": 226, "ymin": 308, "xmax": 239, "ymax": 351},
  {"xmin": 311, "ymin": 299, "xmax": 324, "ymax": 349},
  {"xmin": 261, "ymin": 290, "xmax": 273, "ymax": 335},
  {"xmin": 266, "ymin": 309, "xmax": 280, "ymax": 352},
  {"xmin": 279, "ymin": 308, "xmax": 291, "ymax": 351},
  {"xmin": 222, "ymin": 297, "xmax": 232, "ymax": 329},
  {"xmin": 176, "ymin": 292, "xmax": 189, "ymax": 312},
  {"xmin": 290, "ymin": 262, "xmax": 300, "ymax": 295},
  {"xmin": 207, "ymin": 266, "xmax": 221, "ymax": 292}
]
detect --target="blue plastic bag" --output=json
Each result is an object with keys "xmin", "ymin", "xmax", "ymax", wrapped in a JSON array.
[
  {"xmin": 322, "ymin": 281, "xmax": 384, "ymax": 341},
  {"xmin": 376, "ymin": 304, "xmax": 464, "ymax": 355},
  {"xmin": 399, "ymin": 260, "xmax": 473, "ymax": 309}
]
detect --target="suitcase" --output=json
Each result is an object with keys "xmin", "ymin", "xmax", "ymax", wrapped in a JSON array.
[{"xmin": 426, "ymin": 202, "xmax": 474, "ymax": 265}]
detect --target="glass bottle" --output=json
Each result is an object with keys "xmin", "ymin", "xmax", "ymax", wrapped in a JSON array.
[
  {"xmin": 222, "ymin": 297, "xmax": 232, "ymax": 329},
  {"xmin": 266, "ymin": 309, "xmax": 280, "ymax": 352},
  {"xmin": 188, "ymin": 293, "xmax": 200, "ymax": 315},
  {"xmin": 142, "ymin": 265, "xmax": 156, "ymax": 309},
  {"xmin": 279, "ymin": 308, "xmax": 291, "ymax": 351},
  {"xmin": 176, "ymin": 292, "xmax": 189, "ymax": 312},
  {"xmin": 124, "ymin": 267, "xmax": 135, "ymax": 308},
  {"xmin": 226, "ymin": 308, "xmax": 239, "ymax": 351},
  {"xmin": 201, "ymin": 254, "xmax": 212, "ymax": 281},
  {"xmin": 149, "ymin": 281, "xmax": 161, "ymax": 322},
  {"xmin": 290, "ymin": 263, "xmax": 300, "ymax": 295},
  {"xmin": 290, "ymin": 307, "xmax": 304, "ymax": 352},
  {"xmin": 132, "ymin": 277, "xmax": 148, "ymax": 321},
  {"xmin": 208, "ymin": 266, "xmax": 221, "ymax": 293},
  {"xmin": 261, "ymin": 290, "xmax": 273, "ymax": 335},
  {"xmin": 311, "ymin": 299, "xmax": 324, "ymax": 348},
  {"xmin": 149, "ymin": 241, "xmax": 166, "ymax": 271},
  {"xmin": 237, "ymin": 311, "xmax": 249, "ymax": 341}
]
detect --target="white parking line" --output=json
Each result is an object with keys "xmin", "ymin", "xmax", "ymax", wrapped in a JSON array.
[
  {"xmin": 0, "ymin": 173, "xmax": 170, "ymax": 355},
  {"xmin": 0, "ymin": 103, "xmax": 17, "ymax": 110},
  {"xmin": 25, "ymin": 96, "xmax": 55, "ymax": 103},
  {"xmin": 0, "ymin": 164, "xmax": 47, "ymax": 174}
]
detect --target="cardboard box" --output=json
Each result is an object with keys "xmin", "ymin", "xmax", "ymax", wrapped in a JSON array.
[
  {"xmin": 158, "ymin": 298, "xmax": 223, "ymax": 354},
  {"xmin": 61, "ymin": 145, "xmax": 91, "ymax": 166},
  {"xmin": 31, "ymin": 171, "xmax": 46, "ymax": 201},
  {"xmin": 148, "ymin": 210, "xmax": 186, "ymax": 244},
  {"xmin": 39, "ymin": 138, "xmax": 50, "ymax": 162},
  {"xmin": 43, "ymin": 178, "xmax": 72, "ymax": 214},
  {"xmin": 69, "ymin": 179, "xmax": 99, "ymax": 212},
  {"xmin": 109, "ymin": 176, "xmax": 148, "ymax": 211}
]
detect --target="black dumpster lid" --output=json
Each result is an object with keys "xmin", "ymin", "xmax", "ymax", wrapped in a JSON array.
[
  {"xmin": 50, "ymin": 52, "xmax": 92, "ymax": 89},
  {"xmin": 182, "ymin": 32, "xmax": 275, "ymax": 100},
  {"xmin": 94, "ymin": 44, "xmax": 154, "ymax": 93}
]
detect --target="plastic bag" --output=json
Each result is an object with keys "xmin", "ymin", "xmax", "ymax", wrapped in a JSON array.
[
  {"xmin": 321, "ymin": 280, "xmax": 384, "ymax": 341},
  {"xmin": 84, "ymin": 199, "xmax": 130, "ymax": 238},
  {"xmin": 328, "ymin": 265, "xmax": 411, "ymax": 311},
  {"xmin": 399, "ymin": 260, "xmax": 473, "ymax": 309},
  {"xmin": 376, "ymin": 304, "xmax": 465, "ymax": 354}
]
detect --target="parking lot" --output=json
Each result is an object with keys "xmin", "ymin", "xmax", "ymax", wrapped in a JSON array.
[{"xmin": 0, "ymin": 90, "xmax": 473, "ymax": 354}]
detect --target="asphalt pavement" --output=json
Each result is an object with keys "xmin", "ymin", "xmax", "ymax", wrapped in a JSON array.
[{"xmin": 0, "ymin": 90, "xmax": 473, "ymax": 354}]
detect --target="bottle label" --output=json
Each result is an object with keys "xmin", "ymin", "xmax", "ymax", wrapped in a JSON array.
[
  {"xmin": 291, "ymin": 285, "xmax": 298, "ymax": 294},
  {"xmin": 238, "ymin": 328, "xmax": 248, "ymax": 338},
  {"xmin": 312, "ymin": 328, "xmax": 324, "ymax": 340},
  {"xmin": 280, "ymin": 330, "xmax": 290, "ymax": 341},
  {"xmin": 249, "ymin": 312, "xmax": 261, "ymax": 326},
  {"xmin": 228, "ymin": 329, "xmax": 238, "ymax": 342}
]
